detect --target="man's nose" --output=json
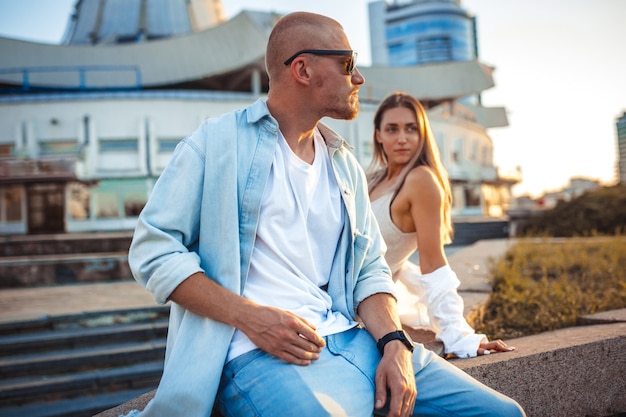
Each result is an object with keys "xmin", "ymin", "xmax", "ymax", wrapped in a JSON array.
[{"xmin": 351, "ymin": 67, "xmax": 365, "ymax": 85}]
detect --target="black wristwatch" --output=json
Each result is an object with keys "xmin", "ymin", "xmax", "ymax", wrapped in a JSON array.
[{"xmin": 377, "ymin": 330, "xmax": 415, "ymax": 355}]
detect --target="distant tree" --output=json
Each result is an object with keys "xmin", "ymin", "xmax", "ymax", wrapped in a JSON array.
[{"xmin": 520, "ymin": 185, "xmax": 626, "ymax": 237}]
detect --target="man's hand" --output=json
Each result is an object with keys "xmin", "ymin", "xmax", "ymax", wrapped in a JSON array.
[
  {"xmin": 168, "ymin": 272, "xmax": 325, "ymax": 366},
  {"xmin": 374, "ymin": 341, "xmax": 416, "ymax": 417},
  {"xmin": 356, "ymin": 293, "xmax": 417, "ymax": 417},
  {"xmin": 239, "ymin": 305, "xmax": 326, "ymax": 365}
]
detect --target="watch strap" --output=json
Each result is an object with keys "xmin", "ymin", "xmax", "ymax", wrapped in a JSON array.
[{"xmin": 376, "ymin": 330, "xmax": 414, "ymax": 355}]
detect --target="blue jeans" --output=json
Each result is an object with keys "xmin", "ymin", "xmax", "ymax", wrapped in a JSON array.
[{"xmin": 217, "ymin": 327, "xmax": 524, "ymax": 417}]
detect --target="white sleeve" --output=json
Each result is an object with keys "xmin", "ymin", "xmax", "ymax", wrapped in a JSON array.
[{"xmin": 396, "ymin": 262, "xmax": 487, "ymax": 358}]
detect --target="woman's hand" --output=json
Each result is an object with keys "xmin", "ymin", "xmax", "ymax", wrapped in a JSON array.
[{"xmin": 477, "ymin": 339, "xmax": 515, "ymax": 355}]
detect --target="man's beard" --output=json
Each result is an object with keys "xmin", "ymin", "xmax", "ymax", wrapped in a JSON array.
[{"xmin": 325, "ymin": 94, "xmax": 360, "ymax": 120}]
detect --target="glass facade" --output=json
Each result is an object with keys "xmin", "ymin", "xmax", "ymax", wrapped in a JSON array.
[
  {"xmin": 39, "ymin": 140, "xmax": 80, "ymax": 156},
  {"xmin": 380, "ymin": 1, "xmax": 477, "ymax": 67},
  {"xmin": 65, "ymin": 0, "xmax": 196, "ymax": 44},
  {"xmin": 387, "ymin": 15, "xmax": 475, "ymax": 65},
  {"xmin": 67, "ymin": 179, "xmax": 148, "ymax": 222},
  {"xmin": 617, "ymin": 113, "xmax": 626, "ymax": 184}
]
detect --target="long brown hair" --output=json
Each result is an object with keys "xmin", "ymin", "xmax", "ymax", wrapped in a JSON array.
[{"xmin": 367, "ymin": 92, "xmax": 454, "ymax": 244}]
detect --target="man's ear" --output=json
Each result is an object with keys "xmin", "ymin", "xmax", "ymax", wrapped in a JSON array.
[{"xmin": 290, "ymin": 57, "xmax": 312, "ymax": 86}]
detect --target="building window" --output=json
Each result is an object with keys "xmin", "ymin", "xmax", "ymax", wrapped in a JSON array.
[
  {"xmin": 482, "ymin": 184, "xmax": 511, "ymax": 217},
  {"xmin": 99, "ymin": 138, "xmax": 138, "ymax": 152},
  {"xmin": 481, "ymin": 146, "xmax": 490, "ymax": 167},
  {"xmin": 158, "ymin": 138, "xmax": 180, "ymax": 153},
  {"xmin": 1, "ymin": 185, "xmax": 24, "ymax": 222},
  {"xmin": 470, "ymin": 140, "xmax": 478, "ymax": 162},
  {"xmin": 416, "ymin": 35, "xmax": 452, "ymax": 63},
  {"xmin": 464, "ymin": 183, "xmax": 481, "ymax": 208},
  {"xmin": 0, "ymin": 144, "xmax": 13, "ymax": 157},
  {"xmin": 67, "ymin": 179, "xmax": 148, "ymax": 221},
  {"xmin": 95, "ymin": 191, "xmax": 120, "ymax": 219},
  {"xmin": 434, "ymin": 131, "xmax": 444, "ymax": 153},
  {"xmin": 91, "ymin": 179, "xmax": 148, "ymax": 219},
  {"xmin": 124, "ymin": 191, "xmax": 146, "ymax": 216},
  {"xmin": 27, "ymin": 183, "xmax": 65, "ymax": 234},
  {"xmin": 68, "ymin": 182, "xmax": 91, "ymax": 220},
  {"xmin": 39, "ymin": 140, "xmax": 79, "ymax": 156},
  {"xmin": 452, "ymin": 137, "xmax": 464, "ymax": 163},
  {"xmin": 385, "ymin": 15, "xmax": 475, "ymax": 66}
]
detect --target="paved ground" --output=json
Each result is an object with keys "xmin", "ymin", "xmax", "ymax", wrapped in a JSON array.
[
  {"xmin": 0, "ymin": 281, "xmax": 160, "ymax": 324},
  {"xmin": 413, "ymin": 239, "xmax": 514, "ymax": 316},
  {"xmin": 0, "ymin": 239, "xmax": 512, "ymax": 324},
  {"xmin": 448, "ymin": 239, "xmax": 516, "ymax": 315}
]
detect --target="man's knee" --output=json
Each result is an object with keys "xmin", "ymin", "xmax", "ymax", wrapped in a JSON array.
[{"xmin": 493, "ymin": 396, "xmax": 525, "ymax": 417}]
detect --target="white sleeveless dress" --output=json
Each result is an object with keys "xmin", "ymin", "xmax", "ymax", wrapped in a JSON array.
[{"xmin": 371, "ymin": 191, "xmax": 486, "ymax": 358}]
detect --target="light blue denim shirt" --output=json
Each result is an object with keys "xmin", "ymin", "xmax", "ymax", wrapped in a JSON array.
[{"xmin": 125, "ymin": 98, "xmax": 394, "ymax": 416}]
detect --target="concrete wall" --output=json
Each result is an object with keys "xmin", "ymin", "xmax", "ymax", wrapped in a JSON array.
[{"xmin": 95, "ymin": 318, "xmax": 626, "ymax": 417}]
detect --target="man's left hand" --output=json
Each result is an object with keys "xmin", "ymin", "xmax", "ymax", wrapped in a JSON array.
[{"xmin": 374, "ymin": 341, "xmax": 416, "ymax": 417}]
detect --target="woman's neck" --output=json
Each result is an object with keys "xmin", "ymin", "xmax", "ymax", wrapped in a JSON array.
[{"xmin": 370, "ymin": 170, "xmax": 400, "ymax": 200}]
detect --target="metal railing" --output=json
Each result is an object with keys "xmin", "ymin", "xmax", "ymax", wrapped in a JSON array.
[{"xmin": 0, "ymin": 65, "xmax": 143, "ymax": 92}]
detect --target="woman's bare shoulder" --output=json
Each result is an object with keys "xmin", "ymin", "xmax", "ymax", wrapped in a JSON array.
[{"xmin": 404, "ymin": 166, "xmax": 441, "ymax": 195}]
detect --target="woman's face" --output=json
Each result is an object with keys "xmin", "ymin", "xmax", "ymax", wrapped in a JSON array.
[{"xmin": 375, "ymin": 106, "xmax": 420, "ymax": 167}]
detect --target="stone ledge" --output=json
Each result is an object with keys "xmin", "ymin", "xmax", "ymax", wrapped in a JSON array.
[
  {"xmin": 454, "ymin": 322, "xmax": 626, "ymax": 417},
  {"xmin": 94, "ymin": 322, "xmax": 626, "ymax": 417}
]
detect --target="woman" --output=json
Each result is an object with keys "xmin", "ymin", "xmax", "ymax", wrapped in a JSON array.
[{"xmin": 367, "ymin": 92, "xmax": 514, "ymax": 358}]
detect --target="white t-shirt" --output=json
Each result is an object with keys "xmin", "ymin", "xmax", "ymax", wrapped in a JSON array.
[{"xmin": 226, "ymin": 129, "xmax": 357, "ymax": 361}]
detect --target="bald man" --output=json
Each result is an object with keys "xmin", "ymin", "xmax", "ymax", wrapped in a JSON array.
[{"xmin": 124, "ymin": 11, "xmax": 525, "ymax": 417}]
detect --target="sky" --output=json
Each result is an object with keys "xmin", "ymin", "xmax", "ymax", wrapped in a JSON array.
[{"xmin": 0, "ymin": 0, "xmax": 624, "ymax": 198}]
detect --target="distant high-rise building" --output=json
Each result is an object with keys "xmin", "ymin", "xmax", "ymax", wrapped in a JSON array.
[
  {"xmin": 617, "ymin": 112, "xmax": 626, "ymax": 184},
  {"xmin": 369, "ymin": 0, "xmax": 477, "ymax": 67},
  {"xmin": 62, "ymin": 0, "xmax": 226, "ymax": 45}
]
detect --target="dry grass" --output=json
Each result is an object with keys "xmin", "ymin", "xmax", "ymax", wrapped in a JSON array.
[{"xmin": 467, "ymin": 237, "xmax": 626, "ymax": 339}]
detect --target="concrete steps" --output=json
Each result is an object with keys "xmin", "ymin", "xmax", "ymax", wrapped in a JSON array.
[
  {"xmin": 0, "ymin": 232, "xmax": 134, "ymax": 288},
  {"xmin": 0, "ymin": 232, "xmax": 133, "ymax": 257},
  {"xmin": 0, "ymin": 307, "xmax": 168, "ymax": 417}
]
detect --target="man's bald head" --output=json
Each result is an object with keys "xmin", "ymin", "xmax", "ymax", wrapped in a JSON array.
[{"xmin": 265, "ymin": 12, "xmax": 345, "ymax": 81}]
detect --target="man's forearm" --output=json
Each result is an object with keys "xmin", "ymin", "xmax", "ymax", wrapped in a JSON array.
[
  {"xmin": 357, "ymin": 292, "xmax": 403, "ymax": 341},
  {"xmin": 168, "ymin": 272, "xmax": 253, "ymax": 329}
]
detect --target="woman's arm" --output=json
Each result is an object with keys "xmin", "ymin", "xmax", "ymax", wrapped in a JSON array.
[
  {"xmin": 398, "ymin": 167, "xmax": 513, "ymax": 357},
  {"xmin": 399, "ymin": 166, "xmax": 447, "ymax": 274}
]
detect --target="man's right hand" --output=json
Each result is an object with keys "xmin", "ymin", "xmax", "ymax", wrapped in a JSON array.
[
  {"xmin": 238, "ymin": 305, "xmax": 326, "ymax": 365},
  {"xmin": 168, "ymin": 273, "xmax": 325, "ymax": 365}
]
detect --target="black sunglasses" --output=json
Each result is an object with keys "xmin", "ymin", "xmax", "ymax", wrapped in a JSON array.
[{"xmin": 283, "ymin": 49, "xmax": 358, "ymax": 75}]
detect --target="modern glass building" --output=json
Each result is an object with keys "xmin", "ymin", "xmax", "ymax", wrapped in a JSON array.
[
  {"xmin": 617, "ymin": 112, "xmax": 626, "ymax": 185},
  {"xmin": 369, "ymin": 0, "xmax": 477, "ymax": 67},
  {"xmin": 62, "ymin": 0, "xmax": 225, "ymax": 44}
]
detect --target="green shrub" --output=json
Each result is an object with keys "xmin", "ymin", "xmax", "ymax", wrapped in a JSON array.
[
  {"xmin": 520, "ymin": 185, "xmax": 626, "ymax": 237},
  {"xmin": 468, "ymin": 237, "xmax": 626, "ymax": 339}
]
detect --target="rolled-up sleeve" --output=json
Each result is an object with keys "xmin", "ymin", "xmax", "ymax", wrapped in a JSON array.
[{"xmin": 128, "ymin": 127, "xmax": 208, "ymax": 304}]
